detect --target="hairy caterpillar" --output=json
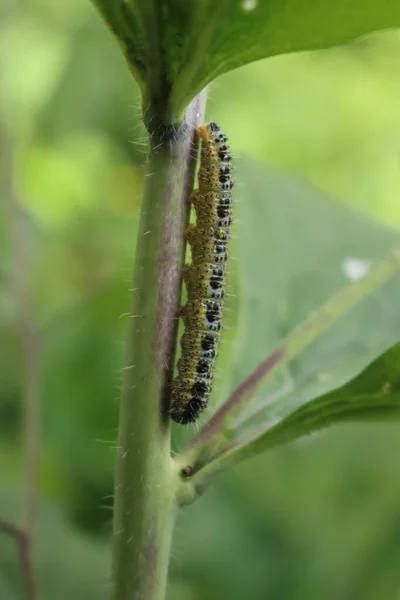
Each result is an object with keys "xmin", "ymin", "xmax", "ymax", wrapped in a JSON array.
[{"xmin": 170, "ymin": 122, "xmax": 233, "ymax": 424}]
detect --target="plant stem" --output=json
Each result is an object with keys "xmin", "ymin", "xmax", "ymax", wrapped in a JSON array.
[
  {"xmin": 1, "ymin": 119, "xmax": 39, "ymax": 600},
  {"xmin": 111, "ymin": 93, "xmax": 206, "ymax": 600}
]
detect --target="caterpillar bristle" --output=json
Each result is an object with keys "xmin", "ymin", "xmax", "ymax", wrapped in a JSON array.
[{"xmin": 170, "ymin": 123, "xmax": 234, "ymax": 424}]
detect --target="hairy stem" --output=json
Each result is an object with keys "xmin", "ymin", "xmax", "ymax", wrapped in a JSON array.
[{"xmin": 111, "ymin": 93, "xmax": 206, "ymax": 600}]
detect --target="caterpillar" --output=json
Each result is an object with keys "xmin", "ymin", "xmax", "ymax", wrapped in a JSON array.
[{"xmin": 170, "ymin": 122, "xmax": 233, "ymax": 424}]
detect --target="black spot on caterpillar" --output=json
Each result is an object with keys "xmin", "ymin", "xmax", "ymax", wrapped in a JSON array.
[{"xmin": 170, "ymin": 123, "xmax": 233, "ymax": 424}]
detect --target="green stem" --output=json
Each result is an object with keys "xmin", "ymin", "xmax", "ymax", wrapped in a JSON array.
[{"xmin": 111, "ymin": 93, "xmax": 206, "ymax": 600}]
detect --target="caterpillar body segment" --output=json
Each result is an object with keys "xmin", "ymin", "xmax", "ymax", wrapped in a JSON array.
[{"xmin": 170, "ymin": 123, "xmax": 233, "ymax": 424}]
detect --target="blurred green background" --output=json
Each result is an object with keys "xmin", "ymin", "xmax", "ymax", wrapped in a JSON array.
[{"xmin": 1, "ymin": 2, "xmax": 400, "ymax": 599}]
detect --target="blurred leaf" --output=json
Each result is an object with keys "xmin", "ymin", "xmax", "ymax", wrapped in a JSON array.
[
  {"xmin": 182, "ymin": 163, "xmax": 400, "ymax": 479},
  {"xmin": 37, "ymin": 12, "xmax": 142, "ymax": 149},
  {"xmin": 22, "ymin": 133, "xmax": 125, "ymax": 228},
  {"xmin": 92, "ymin": 0, "xmax": 400, "ymax": 120},
  {"xmin": 219, "ymin": 423, "xmax": 400, "ymax": 600},
  {"xmin": 199, "ymin": 246, "xmax": 400, "ymax": 448},
  {"xmin": 235, "ymin": 342, "xmax": 400, "ymax": 459},
  {"xmin": 177, "ymin": 163, "xmax": 400, "ymax": 504},
  {"xmin": 230, "ymin": 162, "xmax": 400, "ymax": 420},
  {"xmin": 0, "ymin": 17, "xmax": 70, "ymax": 128},
  {"xmin": 210, "ymin": 34, "xmax": 400, "ymax": 231}
]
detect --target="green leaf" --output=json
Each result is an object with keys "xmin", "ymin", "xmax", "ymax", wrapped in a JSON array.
[
  {"xmin": 237, "ymin": 342, "xmax": 400, "ymax": 459},
  {"xmin": 192, "ymin": 246, "xmax": 400, "ymax": 454},
  {"xmin": 91, "ymin": 0, "xmax": 400, "ymax": 122},
  {"xmin": 231, "ymin": 162, "xmax": 400, "ymax": 419},
  {"xmin": 178, "ymin": 162, "xmax": 400, "ymax": 486}
]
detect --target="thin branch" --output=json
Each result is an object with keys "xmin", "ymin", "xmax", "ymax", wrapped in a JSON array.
[
  {"xmin": 0, "ymin": 519, "xmax": 36, "ymax": 600},
  {"xmin": 1, "ymin": 116, "xmax": 40, "ymax": 599}
]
